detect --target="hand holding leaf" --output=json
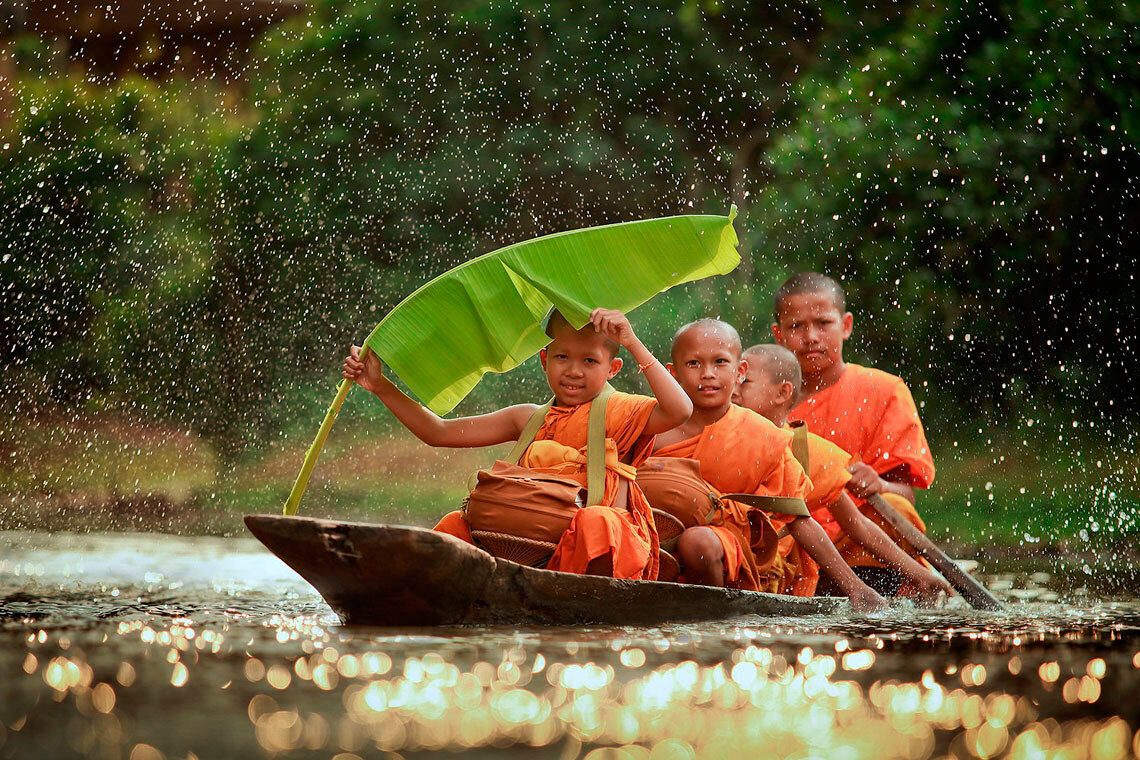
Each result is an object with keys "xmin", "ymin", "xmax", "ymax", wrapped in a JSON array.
[
  {"xmin": 590, "ymin": 308, "xmax": 638, "ymax": 348},
  {"xmin": 343, "ymin": 345, "xmax": 384, "ymax": 393}
]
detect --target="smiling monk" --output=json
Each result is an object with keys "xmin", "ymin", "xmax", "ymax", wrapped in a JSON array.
[
  {"xmin": 772, "ymin": 273, "xmax": 937, "ymax": 594},
  {"xmin": 343, "ymin": 308, "xmax": 692, "ymax": 580},
  {"xmin": 643, "ymin": 318, "xmax": 887, "ymax": 612}
]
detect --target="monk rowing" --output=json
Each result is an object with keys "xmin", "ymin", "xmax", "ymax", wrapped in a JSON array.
[
  {"xmin": 772, "ymin": 272, "xmax": 937, "ymax": 594},
  {"xmin": 342, "ymin": 308, "xmax": 692, "ymax": 580},
  {"xmin": 736, "ymin": 343, "xmax": 952, "ymax": 604},
  {"xmin": 643, "ymin": 318, "xmax": 887, "ymax": 612}
]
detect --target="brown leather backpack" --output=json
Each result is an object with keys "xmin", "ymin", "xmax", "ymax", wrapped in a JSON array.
[
  {"xmin": 462, "ymin": 385, "xmax": 613, "ymax": 543},
  {"xmin": 464, "ymin": 461, "xmax": 587, "ymax": 543},
  {"xmin": 636, "ymin": 455, "xmax": 809, "ymax": 567},
  {"xmin": 635, "ymin": 457, "xmax": 720, "ymax": 529},
  {"xmin": 636, "ymin": 456, "xmax": 810, "ymax": 526}
]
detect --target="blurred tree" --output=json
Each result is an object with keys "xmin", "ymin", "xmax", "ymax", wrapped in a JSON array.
[
  {"xmin": 746, "ymin": 0, "xmax": 1140, "ymax": 424},
  {"xmin": 0, "ymin": 66, "xmax": 237, "ymax": 428},
  {"xmin": 1, "ymin": 0, "xmax": 1136, "ymax": 460}
]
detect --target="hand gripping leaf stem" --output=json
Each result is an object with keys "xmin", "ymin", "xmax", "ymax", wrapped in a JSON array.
[{"xmin": 283, "ymin": 207, "xmax": 741, "ymax": 515}]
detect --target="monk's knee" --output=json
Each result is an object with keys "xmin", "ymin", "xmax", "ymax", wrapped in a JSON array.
[
  {"xmin": 433, "ymin": 510, "xmax": 473, "ymax": 543},
  {"xmin": 677, "ymin": 527, "xmax": 723, "ymax": 569}
]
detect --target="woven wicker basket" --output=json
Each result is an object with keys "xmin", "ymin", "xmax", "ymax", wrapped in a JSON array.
[
  {"xmin": 471, "ymin": 530, "xmax": 557, "ymax": 567},
  {"xmin": 651, "ymin": 508, "xmax": 685, "ymax": 553}
]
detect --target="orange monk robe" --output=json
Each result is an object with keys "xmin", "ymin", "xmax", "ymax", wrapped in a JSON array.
[
  {"xmin": 435, "ymin": 392, "xmax": 660, "ymax": 580},
  {"xmin": 773, "ymin": 425, "xmax": 856, "ymax": 592},
  {"xmin": 789, "ymin": 424, "xmax": 857, "ymax": 543},
  {"xmin": 653, "ymin": 404, "xmax": 812, "ymax": 593},
  {"xmin": 790, "ymin": 363, "xmax": 935, "ymax": 568}
]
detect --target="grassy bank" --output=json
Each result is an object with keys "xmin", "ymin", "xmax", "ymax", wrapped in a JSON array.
[{"xmin": 1, "ymin": 412, "xmax": 1136, "ymax": 553}]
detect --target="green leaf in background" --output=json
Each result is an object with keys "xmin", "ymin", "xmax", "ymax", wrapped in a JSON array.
[{"xmin": 363, "ymin": 207, "xmax": 740, "ymax": 414}]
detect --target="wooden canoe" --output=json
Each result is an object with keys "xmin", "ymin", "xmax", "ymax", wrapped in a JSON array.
[{"xmin": 245, "ymin": 514, "xmax": 846, "ymax": 626}]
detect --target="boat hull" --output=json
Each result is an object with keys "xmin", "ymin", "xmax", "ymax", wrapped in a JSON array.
[{"xmin": 244, "ymin": 514, "xmax": 846, "ymax": 626}]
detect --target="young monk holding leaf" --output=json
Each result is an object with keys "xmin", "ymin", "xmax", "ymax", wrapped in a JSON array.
[
  {"xmin": 639, "ymin": 318, "xmax": 887, "ymax": 612},
  {"xmin": 342, "ymin": 308, "xmax": 692, "ymax": 581},
  {"xmin": 772, "ymin": 273, "xmax": 937, "ymax": 593},
  {"xmin": 735, "ymin": 343, "xmax": 952, "ymax": 604}
]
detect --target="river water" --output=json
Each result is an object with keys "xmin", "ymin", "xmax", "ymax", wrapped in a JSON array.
[{"xmin": 2, "ymin": 531, "xmax": 1139, "ymax": 760}]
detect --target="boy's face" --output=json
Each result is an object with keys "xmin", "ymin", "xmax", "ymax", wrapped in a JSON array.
[
  {"xmin": 540, "ymin": 326, "xmax": 621, "ymax": 406},
  {"xmin": 667, "ymin": 327, "xmax": 745, "ymax": 411},
  {"xmin": 732, "ymin": 361, "xmax": 791, "ymax": 423},
  {"xmin": 771, "ymin": 292, "xmax": 853, "ymax": 375}
]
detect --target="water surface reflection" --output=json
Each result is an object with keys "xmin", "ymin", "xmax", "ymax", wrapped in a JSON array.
[{"xmin": 2, "ymin": 531, "xmax": 1139, "ymax": 759}]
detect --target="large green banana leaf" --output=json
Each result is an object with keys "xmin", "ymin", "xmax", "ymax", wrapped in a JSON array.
[
  {"xmin": 366, "ymin": 206, "xmax": 740, "ymax": 414},
  {"xmin": 283, "ymin": 206, "xmax": 739, "ymax": 515}
]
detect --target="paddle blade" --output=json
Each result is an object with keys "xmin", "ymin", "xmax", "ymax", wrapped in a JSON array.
[
  {"xmin": 363, "ymin": 208, "xmax": 740, "ymax": 414},
  {"xmin": 866, "ymin": 495, "xmax": 1003, "ymax": 611}
]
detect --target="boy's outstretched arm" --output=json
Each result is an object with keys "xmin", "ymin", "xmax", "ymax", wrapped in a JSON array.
[
  {"xmin": 829, "ymin": 492, "xmax": 952, "ymax": 605},
  {"xmin": 589, "ymin": 308, "xmax": 692, "ymax": 434},
  {"xmin": 343, "ymin": 346, "xmax": 538, "ymax": 448},
  {"xmin": 786, "ymin": 516, "xmax": 888, "ymax": 613}
]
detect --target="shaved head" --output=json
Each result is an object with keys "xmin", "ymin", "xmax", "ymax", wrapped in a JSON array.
[
  {"xmin": 742, "ymin": 344, "xmax": 802, "ymax": 395},
  {"xmin": 671, "ymin": 318, "xmax": 742, "ymax": 361},
  {"xmin": 545, "ymin": 309, "xmax": 619, "ymax": 358},
  {"xmin": 773, "ymin": 272, "xmax": 846, "ymax": 322}
]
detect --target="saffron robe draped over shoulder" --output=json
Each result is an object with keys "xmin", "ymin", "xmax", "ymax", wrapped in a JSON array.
[
  {"xmin": 434, "ymin": 391, "xmax": 660, "ymax": 580},
  {"xmin": 792, "ymin": 425, "xmax": 856, "ymax": 544},
  {"xmin": 790, "ymin": 363, "xmax": 935, "ymax": 568},
  {"xmin": 654, "ymin": 404, "xmax": 812, "ymax": 593},
  {"xmin": 769, "ymin": 425, "xmax": 856, "ymax": 593}
]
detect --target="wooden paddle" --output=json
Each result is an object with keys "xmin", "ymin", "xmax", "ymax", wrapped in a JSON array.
[{"xmin": 866, "ymin": 494, "xmax": 1004, "ymax": 611}]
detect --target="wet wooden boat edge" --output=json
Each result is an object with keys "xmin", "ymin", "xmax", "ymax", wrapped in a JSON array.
[{"xmin": 244, "ymin": 514, "xmax": 848, "ymax": 626}]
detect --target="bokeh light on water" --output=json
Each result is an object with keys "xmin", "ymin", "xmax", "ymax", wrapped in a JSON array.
[{"xmin": 3, "ymin": 532, "xmax": 1140, "ymax": 759}]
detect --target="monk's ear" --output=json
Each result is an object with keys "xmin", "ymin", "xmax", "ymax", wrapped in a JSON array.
[
  {"xmin": 665, "ymin": 361, "xmax": 677, "ymax": 379},
  {"xmin": 777, "ymin": 381, "xmax": 796, "ymax": 405},
  {"xmin": 771, "ymin": 322, "xmax": 784, "ymax": 345},
  {"xmin": 607, "ymin": 357, "xmax": 623, "ymax": 379},
  {"xmin": 736, "ymin": 358, "xmax": 748, "ymax": 385},
  {"xmin": 539, "ymin": 349, "xmax": 548, "ymax": 370},
  {"xmin": 840, "ymin": 312, "xmax": 853, "ymax": 340}
]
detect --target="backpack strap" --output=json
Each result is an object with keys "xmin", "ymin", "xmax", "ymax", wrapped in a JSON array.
[
  {"xmin": 465, "ymin": 385, "xmax": 613, "ymax": 500},
  {"xmin": 508, "ymin": 400, "xmax": 554, "ymax": 465},
  {"xmin": 585, "ymin": 384, "xmax": 615, "ymax": 505},
  {"xmin": 719, "ymin": 492, "xmax": 810, "ymax": 517},
  {"xmin": 701, "ymin": 494, "xmax": 720, "ymax": 525},
  {"xmin": 788, "ymin": 420, "xmax": 811, "ymax": 473}
]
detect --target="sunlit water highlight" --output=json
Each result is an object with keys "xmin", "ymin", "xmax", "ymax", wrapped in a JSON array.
[{"xmin": 2, "ymin": 531, "xmax": 1140, "ymax": 759}]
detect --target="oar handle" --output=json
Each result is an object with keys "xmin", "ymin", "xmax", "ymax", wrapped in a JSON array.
[
  {"xmin": 866, "ymin": 494, "xmax": 1004, "ymax": 611},
  {"xmin": 283, "ymin": 345, "xmax": 373, "ymax": 516}
]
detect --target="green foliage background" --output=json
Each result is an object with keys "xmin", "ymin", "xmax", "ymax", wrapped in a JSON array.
[{"xmin": 2, "ymin": 0, "xmax": 1137, "ymax": 467}]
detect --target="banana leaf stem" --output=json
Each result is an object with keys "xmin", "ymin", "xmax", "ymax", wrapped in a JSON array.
[{"xmin": 282, "ymin": 346, "xmax": 371, "ymax": 515}]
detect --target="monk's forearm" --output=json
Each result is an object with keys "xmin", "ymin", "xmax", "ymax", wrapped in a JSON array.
[
  {"xmin": 787, "ymin": 517, "xmax": 872, "ymax": 597},
  {"xmin": 370, "ymin": 378, "xmax": 453, "ymax": 446},
  {"xmin": 371, "ymin": 380, "xmax": 531, "ymax": 448},
  {"xmin": 879, "ymin": 480, "xmax": 916, "ymax": 504},
  {"xmin": 626, "ymin": 337, "xmax": 693, "ymax": 430},
  {"xmin": 844, "ymin": 508, "xmax": 931, "ymax": 582}
]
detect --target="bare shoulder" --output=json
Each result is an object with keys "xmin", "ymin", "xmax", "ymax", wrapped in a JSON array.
[{"xmin": 503, "ymin": 402, "xmax": 543, "ymax": 425}]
